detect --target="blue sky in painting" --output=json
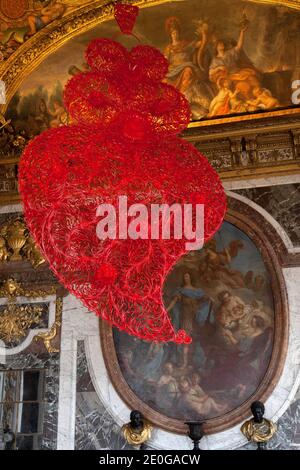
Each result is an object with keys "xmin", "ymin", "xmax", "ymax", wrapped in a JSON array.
[{"xmin": 213, "ymin": 221, "xmax": 268, "ymax": 278}]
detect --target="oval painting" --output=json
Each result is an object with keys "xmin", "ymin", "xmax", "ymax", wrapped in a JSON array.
[{"xmin": 112, "ymin": 221, "xmax": 275, "ymax": 422}]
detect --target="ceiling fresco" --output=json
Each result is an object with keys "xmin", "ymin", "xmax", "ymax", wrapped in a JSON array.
[
  {"xmin": 2, "ymin": 0, "xmax": 300, "ymax": 133},
  {"xmin": 0, "ymin": 0, "xmax": 95, "ymax": 61}
]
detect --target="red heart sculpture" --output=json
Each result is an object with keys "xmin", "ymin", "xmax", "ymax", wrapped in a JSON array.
[
  {"xmin": 114, "ymin": 3, "xmax": 139, "ymax": 35},
  {"xmin": 19, "ymin": 39, "xmax": 226, "ymax": 344}
]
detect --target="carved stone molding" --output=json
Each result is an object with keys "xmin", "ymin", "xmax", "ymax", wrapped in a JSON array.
[
  {"xmin": 0, "ymin": 277, "xmax": 56, "ymax": 299},
  {"xmin": 189, "ymin": 119, "xmax": 300, "ymax": 180},
  {"xmin": 1, "ymin": 117, "xmax": 300, "ymax": 205}
]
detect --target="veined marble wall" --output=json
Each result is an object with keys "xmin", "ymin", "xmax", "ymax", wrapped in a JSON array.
[
  {"xmin": 0, "ymin": 202, "xmax": 61, "ymax": 450},
  {"xmin": 236, "ymin": 184, "xmax": 300, "ymax": 246},
  {"xmin": 234, "ymin": 181, "xmax": 300, "ymax": 449},
  {"xmin": 0, "ymin": 353, "xmax": 59, "ymax": 450},
  {"xmin": 75, "ymin": 341, "xmax": 130, "ymax": 450}
]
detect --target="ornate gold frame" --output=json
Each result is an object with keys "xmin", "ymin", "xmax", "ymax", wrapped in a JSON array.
[
  {"xmin": 100, "ymin": 197, "xmax": 289, "ymax": 435},
  {"xmin": 0, "ymin": 278, "xmax": 62, "ymax": 352},
  {"xmin": 1, "ymin": 0, "xmax": 300, "ymax": 127}
]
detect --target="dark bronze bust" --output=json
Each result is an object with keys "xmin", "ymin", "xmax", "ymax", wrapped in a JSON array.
[
  {"xmin": 241, "ymin": 401, "xmax": 277, "ymax": 450},
  {"xmin": 122, "ymin": 410, "xmax": 152, "ymax": 449},
  {"xmin": 252, "ymin": 401, "xmax": 265, "ymax": 422}
]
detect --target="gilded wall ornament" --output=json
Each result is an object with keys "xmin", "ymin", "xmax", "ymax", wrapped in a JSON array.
[
  {"xmin": 34, "ymin": 297, "xmax": 62, "ymax": 353},
  {"xmin": 0, "ymin": 217, "xmax": 45, "ymax": 267},
  {"xmin": 0, "ymin": 1, "xmax": 35, "ymax": 23},
  {"xmin": 0, "ymin": 302, "xmax": 44, "ymax": 344},
  {"xmin": 4, "ymin": 219, "xmax": 26, "ymax": 260},
  {"xmin": 0, "ymin": 278, "xmax": 60, "ymax": 350},
  {"xmin": 0, "ymin": 278, "xmax": 56, "ymax": 299},
  {"xmin": 22, "ymin": 236, "xmax": 45, "ymax": 268},
  {"xmin": 241, "ymin": 418, "xmax": 277, "ymax": 444}
]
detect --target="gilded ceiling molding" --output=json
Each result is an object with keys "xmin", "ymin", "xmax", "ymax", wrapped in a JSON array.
[
  {"xmin": 1, "ymin": 0, "xmax": 300, "ymax": 113},
  {"xmin": 0, "ymin": 0, "xmax": 165, "ymax": 112},
  {"xmin": 249, "ymin": 0, "xmax": 300, "ymax": 9}
]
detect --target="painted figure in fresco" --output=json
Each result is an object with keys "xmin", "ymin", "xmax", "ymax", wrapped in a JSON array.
[
  {"xmin": 0, "ymin": 0, "xmax": 88, "ymax": 59},
  {"xmin": 216, "ymin": 291, "xmax": 245, "ymax": 327},
  {"xmin": 207, "ymin": 14, "xmax": 280, "ymax": 116},
  {"xmin": 141, "ymin": 342, "xmax": 166, "ymax": 381},
  {"xmin": 164, "ymin": 16, "xmax": 197, "ymax": 95},
  {"xmin": 244, "ymin": 271, "xmax": 266, "ymax": 292},
  {"xmin": 209, "ymin": 24, "xmax": 256, "ymax": 83},
  {"xmin": 0, "ymin": 19, "xmax": 28, "ymax": 56},
  {"xmin": 49, "ymin": 100, "xmax": 68, "ymax": 127},
  {"xmin": 163, "ymin": 17, "xmax": 214, "ymax": 119},
  {"xmin": 188, "ymin": 19, "xmax": 216, "ymax": 118},
  {"xmin": 27, "ymin": 1, "xmax": 67, "ymax": 36},
  {"xmin": 247, "ymin": 87, "xmax": 279, "ymax": 111},
  {"xmin": 198, "ymin": 238, "xmax": 245, "ymax": 288},
  {"xmin": 179, "ymin": 376, "xmax": 225, "ymax": 417},
  {"xmin": 119, "ymin": 350, "xmax": 138, "ymax": 382},
  {"xmin": 213, "ymin": 291, "xmax": 272, "ymax": 348},
  {"xmin": 155, "ymin": 362, "xmax": 179, "ymax": 410},
  {"xmin": 214, "ymin": 290, "xmax": 246, "ymax": 346},
  {"xmin": 208, "ymin": 77, "xmax": 234, "ymax": 117},
  {"xmin": 166, "ymin": 272, "xmax": 211, "ymax": 368},
  {"xmin": 34, "ymin": 98, "xmax": 50, "ymax": 131},
  {"xmin": 237, "ymin": 301, "xmax": 272, "ymax": 336}
]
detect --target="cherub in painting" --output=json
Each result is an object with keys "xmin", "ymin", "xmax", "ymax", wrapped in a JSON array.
[
  {"xmin": 27, "ymin": 0, "xmax": 67, "ymax": 36},
  {"xmin": 208, "ymin": 77, "xmax": 233, "ymax": 117},
  {"xmin": 179, "ymin": 376, "xmax": 225, "ymax": 417},
  {"xmin": 247, "ymin": 86, "xmax": 280, "ymax": 110},
  {"xmin": 198, "ymin": 239, "xmax": 245, "ymax": 288}
]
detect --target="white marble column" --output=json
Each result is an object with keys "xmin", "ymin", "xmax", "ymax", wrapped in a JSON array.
[{"xmin": 57, "ymin": 296, "xmax": 80, "ymax": 450}]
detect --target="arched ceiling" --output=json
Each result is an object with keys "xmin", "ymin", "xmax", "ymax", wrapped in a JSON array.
[
  {"xmin": 1, "ymin": 0, "xmax": 300, "ymax": 110},
  {"xmin": 1, "ymin": 1, "xmax": 300, "ymax": 201}
]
